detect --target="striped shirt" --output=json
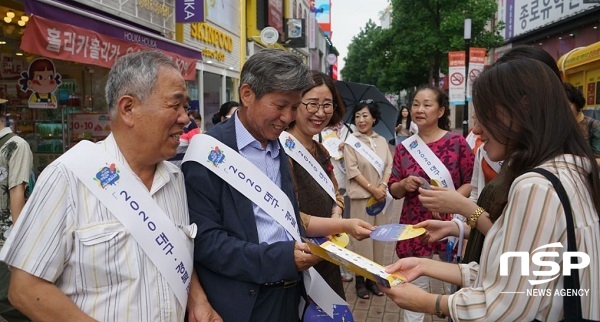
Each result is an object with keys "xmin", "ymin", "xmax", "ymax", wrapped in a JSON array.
[
  {"xmin": 0, "ymin": 134, "xmax": 192, "ymax": 322},
  {"xmin": 233, "ymin": 113, "xmax": 291, "ymax": 244},
  {"xmin": 448, "ymin": 155, "xmax": 600, "ymax": 321}
]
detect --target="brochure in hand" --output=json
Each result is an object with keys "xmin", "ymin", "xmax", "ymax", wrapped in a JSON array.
[{"xmin": 304, "ymin": 237, "xmax": 405, "ymax": 288}]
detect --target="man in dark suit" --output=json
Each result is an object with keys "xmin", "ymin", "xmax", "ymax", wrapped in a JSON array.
[{"xmin": 182, "ymin": 49, "xmax": 319, "ymax": 322}]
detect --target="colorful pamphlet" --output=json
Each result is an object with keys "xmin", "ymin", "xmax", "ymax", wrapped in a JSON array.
[
  {"xmin": 304, "ymin": 238, "xmax": 405, "ymax": 288},
  {"xmin": 370, "ymin": 224, "xmax": 426, "ymax": 242},
  {"xmin": 366, "ymin": 196, "xmax": 386, "ymax": 216}
]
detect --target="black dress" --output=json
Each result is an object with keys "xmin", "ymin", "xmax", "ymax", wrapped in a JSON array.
[{"xmin": 291, "ymin": 141, "xmax": 346, "ymax": 300}]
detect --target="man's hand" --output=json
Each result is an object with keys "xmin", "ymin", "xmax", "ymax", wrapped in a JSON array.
[
  {"xmin": 187, "ymin": 301, "xmax": 223, "ymax": 322},
  {"xmin": 294, "ymin": 242, "xmax": 321, "ymax": 271}
]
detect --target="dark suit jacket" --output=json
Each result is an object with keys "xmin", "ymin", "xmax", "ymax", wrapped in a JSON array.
[{"xmin": 182, "ymin": 117, "xmax": 305, "ymax": 322}]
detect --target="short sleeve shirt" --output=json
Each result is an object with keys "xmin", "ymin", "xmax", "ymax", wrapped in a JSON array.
[{"xmin": 0, "ymin": 128, "xmax": 33, "ymax": 246}]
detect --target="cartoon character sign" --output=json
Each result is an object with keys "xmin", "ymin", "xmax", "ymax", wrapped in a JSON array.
[{"xmin": 18, "ymin": 58, "xmax": 61, "ymax": 109}]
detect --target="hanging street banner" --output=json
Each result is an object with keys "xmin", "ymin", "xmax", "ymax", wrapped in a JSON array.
[
  {"xmin": 21, "ymin": 15, "xmax": 197, "ymax": 80},
  {"xmin": 466, "ymin": 48, "xmax": 487, "ymax": 102},
  {"xmin": 448, "ymin": 51, "xmax": 466, "ymax": 106}
]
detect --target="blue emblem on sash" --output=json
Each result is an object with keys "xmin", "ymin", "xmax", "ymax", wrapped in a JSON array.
[
  {"xmin": 409, "ymin": 140, "xmax": 418, "ymax": 149},
  {"xmin": 354, "ymin": 142, "xmax": 361, "ymax": 148},
  {"xmin": 284, "ymin": 137, "xmax": 295, "ymax": 151},
  {"xmin": 208, "ymin": 146, "xmax": 225, "ymax": 167},
  {"xmin": 94, "ymin": 163, "xmax": 120, "ymax": 189}
]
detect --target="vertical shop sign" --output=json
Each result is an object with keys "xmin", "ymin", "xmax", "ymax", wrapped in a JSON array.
[
  {"xmin": 18, "ymin": 58, "xmax": 61, "ymax": 109},
  {"xmin": 176, "ymin": 0, "xmax": 204, "ymax": 23},
  {"xmin": 466, "ymin": 48, "xmax": 486, "ymax": 101},
  {"xmin": 268, "ymin": 0, "xmax": 284, "ymax": 38},
  {"xmin": 448, "ymin": 51, "xmax": 465, "ymax": 105}
]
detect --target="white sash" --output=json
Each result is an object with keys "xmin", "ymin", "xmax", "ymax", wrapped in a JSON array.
[
  {"xmin": 280, "ymin": 131, "xmax": 336, "ymax": 202},
  {"xmin": 345, "ymin": 134, "xmax": 384, "ymax": 177},
  {"xmin": 61, "ymin": 141, "xmax": 193, "ymax": 310},
  {"xmin": 480, "ymin": 143, "xmax": 503, "ymax": 173},
  {"xmin": 183, "ymin": 134, "xmax": 347, "ymax": 319},
  {"xmin": 402, "ymin": 134, "xmax": 455, "ymax": 190}
]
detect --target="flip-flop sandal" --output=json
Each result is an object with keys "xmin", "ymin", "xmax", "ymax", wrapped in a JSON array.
[
  {"xmin": 367, "ymin": 281, "xmax": 384, "ymax": 296},
  {"xmin": 356, "ymin": 283, "xmax": 370, "ymax": 299}
]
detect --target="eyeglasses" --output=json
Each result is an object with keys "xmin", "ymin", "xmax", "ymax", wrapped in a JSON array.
[
  {"xmin": 301, "ymin": 101, "xmax": 336, "ymax": 114},
  {"xmin": 359, "ymin": 99, "xmax": 375, "ymax": 105}
]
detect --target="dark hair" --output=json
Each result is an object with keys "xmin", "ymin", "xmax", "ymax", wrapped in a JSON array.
[
  {"xmin": 239, "ymin": 49, "xmax": 313, "ymax": 100},
  {"xmin": 398, "ymin": 105, "xmax": 411, "ymax": 130},
  {"xmin": 351, "ymin": 100, "xmax": 381, "ymax": 126},
  {"xmin": 212, "ymin": 101, "xmax": 239, "ymax": 125},
  {"xmin": 412, "ymin": 85, "xmax": 451, "ymax": 131},
  {"xmin": 495, "ymin": 46, "xmax": 561, "ymax": 81},
  {"xmin": 307, "ymin": 71, "xmax": 345, "ymax": 125},
  {"xmin": 563, "ymin": 83, "xmax": 586, "ymax": 113},
  {"xmin": 188, "ymin": 110, "xmax": 201, "ymax": 121},
  {"xmin": 473, "ymin": 58, "xmax": 600, "ymax": 216}
]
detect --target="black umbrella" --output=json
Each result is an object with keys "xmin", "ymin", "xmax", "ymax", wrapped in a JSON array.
[{"xmin": 334, "ymin": 80, "xmax": 399, "ymax": 142}]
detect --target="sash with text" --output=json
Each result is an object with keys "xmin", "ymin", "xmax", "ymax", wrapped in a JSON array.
[
  {"xmin": 279, "ymin": 131, "xmax": 336, "ymax": 202},
  {"xmin": 61, "ymin": 141, "xmax": 193, "ymax": 309},
  {"xmin": 345, "ymin": 134, "xmax": 384, "ymax": 177},
  {"xmin": 183, "ymin": 134, "xmax": 349, "ymax": 319}
]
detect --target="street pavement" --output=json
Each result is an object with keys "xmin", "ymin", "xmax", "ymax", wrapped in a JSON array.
[{"xmin": 342, "ymin": 197, "xmax": 448, "ymax": 322}]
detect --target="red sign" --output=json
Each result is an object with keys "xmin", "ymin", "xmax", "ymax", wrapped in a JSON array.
[
  {"xmin": 21, "ymin": 15, "xmax": 197, "ymax": 80},
  {"xmin": 587, "ymin": 82, "xmax": 596, "ymax": 106},
  {"xmin": 268, "ymin": 0, "xmax": 284, "ymax": 37}
]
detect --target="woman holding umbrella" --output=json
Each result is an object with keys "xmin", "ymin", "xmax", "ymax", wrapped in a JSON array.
[
  {"xmin": 388, "ymin": 85, "xmax": 473, "ymax": 322},
  {"xmin": 343, "ymin": 100, "xmax": 393, "ymax": 299}
]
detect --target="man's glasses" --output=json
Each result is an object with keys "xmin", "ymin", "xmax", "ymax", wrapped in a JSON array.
[{"xmin": 301, "ymin": 101, "xmax": 336, "ymax": 114}]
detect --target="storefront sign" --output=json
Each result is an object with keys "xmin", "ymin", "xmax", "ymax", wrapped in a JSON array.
[
  {"xmin": 22, "ymin": 15, "xmax": 197, "ymax": 80},
  {"xmin": 26, "ymin": 0, "xmax": 202, "ymax": 64},
  {"xmin": 68, "ymin": 0, "xmax": 175, "ymax": 35},
  {"xmin": 190, "ymin": 23, "xmax": 233, "ymax": 52},
  {"xmin": 176, "ymin": 0, "xmax": 204, "ymax": 23},
  {"xmin": 71, "ymin": 113, "xmax": 111, "ymax": 140},
  {"xmin": 503, "ymin": 0, "xmax": 600, "ymax": 39}
]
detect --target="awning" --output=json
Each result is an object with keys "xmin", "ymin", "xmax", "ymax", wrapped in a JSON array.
[
  {"xmin": 558, "ymin": 41, "xmax": 600, "ymax": 72},
  {"xmin": 24, "ymin": 0, "xmax": 202, "ymax": 80}
]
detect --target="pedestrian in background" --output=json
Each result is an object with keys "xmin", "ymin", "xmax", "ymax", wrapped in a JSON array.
[
  {"xmin": 211, "ymin": 101, "xmax": 239, "ymax": 125},
  {"xmin": 344, "ymin": 99, "xmax": 393, "ymax": 299},
  {"xmin": 0, "ymin": 108, "xmax": 33, "ymax": 322},
  {"xmin": 564, "ymin": 82, "xmax": 600, "ymax": 159}
]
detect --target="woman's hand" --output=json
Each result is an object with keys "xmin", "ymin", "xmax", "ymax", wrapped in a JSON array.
[
  {"xmin": 342, "ymin": 218, "xmax": 375, "ymax": 240},
  {"xmin": 379, "ymin": 282, "xmax": 432, "ymax": 313},
  {"xmin": 418, "ymin": 186, "xmax": 472, "ymax": 215},
  {"xmin": 384, "ymin": 257, "xmax": 424, "ymax": 283},
  {"xmin": 369, "ymin": 185, "xmax": 387, "ymax": 201},
  {"xmin": 403, "ymin": 176, "xmax": 427, "ymax": 193},
  {"xmin": 415, "ymin": 220, "xmax": 458, "ymax": 243}
]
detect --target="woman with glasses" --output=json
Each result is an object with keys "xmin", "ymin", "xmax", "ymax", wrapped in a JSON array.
[
  {"xmin": 387, "ymin": 85, "xmax": 473, "ymax": 322},
  {"xmin": 286, "ymin": 71, "xmax": 374, "ymax": 300},
  {"xmin": 343, "ymin": 99, "xmax": 394, "ymax": 299}
]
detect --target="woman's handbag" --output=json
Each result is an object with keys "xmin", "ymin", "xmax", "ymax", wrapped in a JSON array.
[{"xmin": 529, "ymin": 168, "xmax": 599, "ymax": 322}]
